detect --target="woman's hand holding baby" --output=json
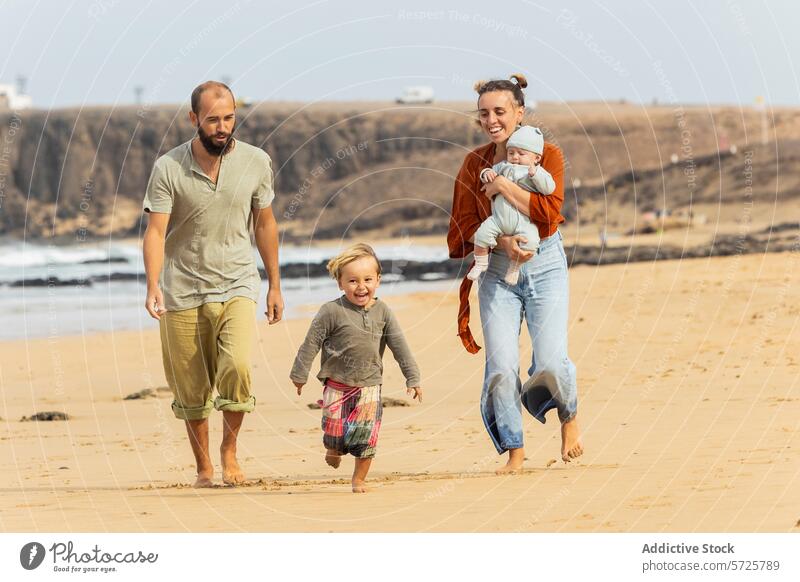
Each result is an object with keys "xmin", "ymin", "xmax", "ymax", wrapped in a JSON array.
[
  {"xmin": 481, "ymin": 174, "xmax": 510, "ymax": 200},
  {"xmin": 497, "ymin": 234, "xmax": 534, "ymax": 263}
]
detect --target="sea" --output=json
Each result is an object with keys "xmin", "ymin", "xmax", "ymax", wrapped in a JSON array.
[{"xmin": 0, "ymin": 240, "xmax": 459, "ymax": 341}]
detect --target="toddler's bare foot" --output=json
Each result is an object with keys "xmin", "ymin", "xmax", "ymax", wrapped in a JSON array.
[
  {"xmin": 221, "ymin": 445, "xmax": 245, "ymax": 485},
  {"xmin": 325, "ymin": 449, "xmax": 342, "ymax": 469},
  {"xmin": 351, "ymin": 479, "xmax": 369, "ymax": 493},
  {"xmin": 352, "ymin": 457, "xmax": 372, "ymax": 492},
  {"xmin": 495, "ymin": 447, "xmax": 525, "ymax": 474},
  {"xmin": 561, "ymin": 416, "xmax": 584, "ymax": 463}
]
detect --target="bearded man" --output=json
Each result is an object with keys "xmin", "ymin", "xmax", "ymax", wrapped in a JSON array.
[{"xmin": 142, "ymin": 81, "xmax": 283, "ymax": 487}]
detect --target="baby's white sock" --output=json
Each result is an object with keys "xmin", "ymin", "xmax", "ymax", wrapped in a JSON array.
[
  {"xmin": 504, "ymin": 262, "xmax": 521, "ymax": 285},
  {"xmin": 467, "ymin": 253, "xmax": 489, "ymax": 281}
]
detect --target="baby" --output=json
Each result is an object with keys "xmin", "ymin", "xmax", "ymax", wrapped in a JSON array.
[
  {"xmin": 468, "ymin": 125, "xmax": 555, "ymax": 285},
  {"xmin": 290, "ymin": 243, "xmax": 422, "ymax": 493}
]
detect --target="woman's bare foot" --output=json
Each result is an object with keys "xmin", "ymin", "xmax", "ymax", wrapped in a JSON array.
[
  {"xmin": 221, "ymin": 445, "xmax": 245, "ymax": 485},
  {"xmin": 325, "ymin": 449, "xmax": 342, "ymax": 469},
  {"xmin": 352, "ymin": 457, "xmax": 372, "ymax": 493},
  {"xmin": 561, "ymin": 416, "xmax": 584, "ymax": 462},
  {"xmin": 193, "ymin": 466, "xmax": 214, "ymax": 488},
  {"xmin": 495, "ymin": 447, "xmax": 525, "ymax": 474}
]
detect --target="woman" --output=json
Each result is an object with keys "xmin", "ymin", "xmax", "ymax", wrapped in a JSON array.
[{"xmin": 447, "ymin": 74, "xmax": 583, "ymax": 472}]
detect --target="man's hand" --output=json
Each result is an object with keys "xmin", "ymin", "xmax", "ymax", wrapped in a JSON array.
[
  {"xmin": 406, "ymin": 386, "xmax": 423, "ymax": 403},
  {"xmin": 266, "ymin": 287, "xmax": 284, "ymax": 324},
  {"xmin": 497, "ymin": 234, "xmax": 534, "ymax": 263},
  {"xmin": 254, "ymin": 206, "xmax": 282, "ymax": 321},
  {"xmin": 293, "ymin": 381, "xmax": 304, "ymax": 395},
  {"xmin": 145, "ymin": 287, "xmax": 167, "ymax": 320}
]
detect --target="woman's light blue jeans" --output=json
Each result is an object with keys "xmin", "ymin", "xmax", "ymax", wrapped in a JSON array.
[{"xmin": 477, "ymin": 230, "xmax": 578, "ymax": 454}]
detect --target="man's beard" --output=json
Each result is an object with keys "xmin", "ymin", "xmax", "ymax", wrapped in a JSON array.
[{"xmin": 197, "ymin": 125, "xmax": 235, "ymax": 156}]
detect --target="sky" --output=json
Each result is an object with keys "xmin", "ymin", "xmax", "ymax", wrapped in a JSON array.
[{"xmin": 0, "ymin": 0, "xmax": 798, "ymax": 109}]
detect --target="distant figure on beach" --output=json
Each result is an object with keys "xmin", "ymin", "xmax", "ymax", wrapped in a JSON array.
[
  {"xmin": 290, "ymin": 243, "xmax": 422, "ymax": 493},
  {"xmin": 467, "ymin": 124, "xmax": 556, "ymax": 285},
  {"xmin": 448, "ymin": 74, "xmax": 583, "ymax": 471},
  {"xmin": 142, "ymin": 80, "xmax": 283, "ymax": 488}
]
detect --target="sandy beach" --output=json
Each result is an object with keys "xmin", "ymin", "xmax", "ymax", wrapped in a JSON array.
[{"xmin": 1, "ymin": 251, "xmax": 798, "ymax": 532}]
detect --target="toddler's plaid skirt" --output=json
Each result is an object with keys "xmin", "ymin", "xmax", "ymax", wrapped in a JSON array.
[{"xmin": 321, "ymin": 379, "xmax": 382, "ymax": 458}]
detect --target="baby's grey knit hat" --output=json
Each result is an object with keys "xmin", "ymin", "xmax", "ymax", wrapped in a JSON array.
[{"xmin": 507, "ymin": 125, "xmax": 545, "ymax": 155}]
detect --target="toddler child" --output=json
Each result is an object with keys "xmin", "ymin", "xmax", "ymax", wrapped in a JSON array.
[{"xmin": 290, "ymin": 243, "xmax": 422, "ymax": 492}]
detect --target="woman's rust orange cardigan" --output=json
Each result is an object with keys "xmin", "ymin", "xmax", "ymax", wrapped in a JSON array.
[{"xmin": 446, "ymin": 141, "xmax": 566, "ymax": 353}]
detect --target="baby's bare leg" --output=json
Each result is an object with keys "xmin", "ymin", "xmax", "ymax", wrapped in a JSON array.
[{"xmin": 352, "ymin": 457, "xmax": 372, "ymax": 493}]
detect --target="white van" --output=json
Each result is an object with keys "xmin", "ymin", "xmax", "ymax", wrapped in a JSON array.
[{"xmin": 396, "ymin": 86, "xmax": 434, "ymax": 104}]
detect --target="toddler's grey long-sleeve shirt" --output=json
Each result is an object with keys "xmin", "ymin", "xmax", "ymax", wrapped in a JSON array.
[{"xmin": 290, "ymin": 296, "xmax": 421, "ymax": 388}]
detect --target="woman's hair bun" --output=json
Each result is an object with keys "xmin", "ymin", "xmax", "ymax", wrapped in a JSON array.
[
  {"xmin": 510, "ymin": 74, "xmax": 528, "ymax": 89},
  {"xmin": 473, "ymin": 79, "xmax": 487, "ymax": 93}
]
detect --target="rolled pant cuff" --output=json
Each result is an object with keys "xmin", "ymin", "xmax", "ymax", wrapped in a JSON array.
[
  {"xmin": 214, "ymin": 395, "xmax": 256, "ymax": 413},
  {"xmin": 559, "ymin": 408, "xmax": 578, "ymax": 424},
  {"xmin": 172, "ymin": 398, "xmax": 214, "ymax": 420},
  {"xmin": 498, "ymin": 443, "xmax": 523, "ymax": 454}
]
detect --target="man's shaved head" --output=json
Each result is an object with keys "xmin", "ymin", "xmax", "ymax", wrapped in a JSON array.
[{"xmin": 190, "ymin": 81, "xmax": 235, "ymax": 116}]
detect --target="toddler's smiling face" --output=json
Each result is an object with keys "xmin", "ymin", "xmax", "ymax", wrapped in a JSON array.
[{"xmin": 338, "ymin": 256, "xmax": 381, "ymax": 308}]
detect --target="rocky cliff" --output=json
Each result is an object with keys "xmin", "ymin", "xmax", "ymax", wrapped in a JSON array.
[{"xmin": 1, "ymin": 101, "xmax": 797, "ymax": 241}]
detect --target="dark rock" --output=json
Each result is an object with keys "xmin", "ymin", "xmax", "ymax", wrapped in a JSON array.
[
  {"xmin": 124, "ymin": 389, "xmax": 156, "ymax": 400},
  {"xmin": 21, "ymin": 411, "xmax": 69, "ymax": 421},
  {"xmin": 124, "ymin": 387, "xmax": 171, "ymax": 400}
]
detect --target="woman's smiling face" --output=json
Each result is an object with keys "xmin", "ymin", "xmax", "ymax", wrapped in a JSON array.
[{"xmin": 477, "ymin": 90, "xmax": 524, "ymax": 144}]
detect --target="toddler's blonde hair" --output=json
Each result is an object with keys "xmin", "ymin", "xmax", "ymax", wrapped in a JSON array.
[{"xmin": 326, "ymin": 243, "xmax": 382, "ymax": 281}]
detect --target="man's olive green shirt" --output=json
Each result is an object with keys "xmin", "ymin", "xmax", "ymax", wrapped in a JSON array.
[{"xmin": 143, "ymin": 139, "xmax": 274, "ymax": 311}]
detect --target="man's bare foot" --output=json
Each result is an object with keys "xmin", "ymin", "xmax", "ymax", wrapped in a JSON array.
[
  {"xmin": 185, "ymin": 419, "xmax": 214, "ymax": 488},
  {"xmin": 561, "ymin": 416, "xmax": 584, "ymax": 462},
  {"xmin": 351, "ymin": 479, "xmax": 369, "ymax": 493},
  {"xmin": 221, "ymin": 445, "xmax": 245, "ymax": 485},
  {"xmin": 193, "ymin": 468, "xmax": 214, "ymax": 488},
  {"xmin": 496, "ymin": 447, "xmax": 525, "ymax": 474},
  {"xmin": 325, "ymin": 449, "xmax": 342, "ymax": 469},
  {"xmin": 220, "ymin": 411, "xmax": 246, "ymax": 485}
]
